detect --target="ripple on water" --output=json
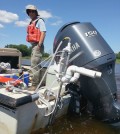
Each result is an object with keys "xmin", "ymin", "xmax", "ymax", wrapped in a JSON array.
[{"xmin": 32, "ymin": 115, "xmax": 120, "ymax": 134}]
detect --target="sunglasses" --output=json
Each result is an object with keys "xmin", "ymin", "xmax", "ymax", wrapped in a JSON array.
[{"xmin": 27, "ymin": 10, "xmax": 36, "ymax": 13}]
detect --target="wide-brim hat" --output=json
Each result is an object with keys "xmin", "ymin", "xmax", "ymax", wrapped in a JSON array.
[{"xmin": 26, "ymin": 5, "xmax": 39, "ymax": 16}]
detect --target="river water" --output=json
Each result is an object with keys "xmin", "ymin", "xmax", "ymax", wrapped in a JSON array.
[{"xmin": 22, "ymin": 60, "xmax": 120, "ymax": 134}]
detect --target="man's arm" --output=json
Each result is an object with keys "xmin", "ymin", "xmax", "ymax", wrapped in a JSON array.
[
  {"xmin": 38, "ymin": 31, "xmax": 46, "ymax": 47},
  {"xmin": 37, "ymin": 18, "xmax": 46, "ymax": 48}
]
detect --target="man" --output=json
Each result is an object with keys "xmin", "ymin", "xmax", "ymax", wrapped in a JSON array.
[{"xmin": 26, "ymin": 5, "xmax": 46, "ymax": 90}]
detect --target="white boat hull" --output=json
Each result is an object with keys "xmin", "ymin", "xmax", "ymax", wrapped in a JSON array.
[{"xmin": 0, "ymin": 93, "xmax": 71, "ymax": 134}]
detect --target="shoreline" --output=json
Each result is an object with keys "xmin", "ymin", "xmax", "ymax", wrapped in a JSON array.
[
  {"xmin": 116, "ymin": 58, "xmax": 120, "ymax": 64},
  {"xmin": 22, "ymin": 57, "xmax": 120, "ymax": 64}
]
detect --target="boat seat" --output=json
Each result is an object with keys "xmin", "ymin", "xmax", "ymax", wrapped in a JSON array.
[{"xmin": 0, "ymin": 91, "xmax": 39, "ymax": 109}]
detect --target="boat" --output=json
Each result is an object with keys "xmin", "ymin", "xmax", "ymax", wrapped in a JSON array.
[{"xmin": 0, "ymin": 22, "xmax": 120, "ymax": 134}]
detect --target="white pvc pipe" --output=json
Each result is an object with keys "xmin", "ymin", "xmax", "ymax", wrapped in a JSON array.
[
  {"xmin": 62, "ymin": 65, "xmax": 102, "ymax": 83},
  {"xmin": 55, "ymin": 42, "xmax": 72, "ymax": 79},
  {"xmin": 70, "ymin": 72, "xmax": 80, "ymax": 83},
  {"xmin": 63, "ymin": 42, "xmax": 71, "ymax": 52}
]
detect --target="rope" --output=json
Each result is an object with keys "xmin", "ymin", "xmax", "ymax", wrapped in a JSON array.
[{"xmin": 35, "ymin": 40, "xmax": 63, "ymax": 93}]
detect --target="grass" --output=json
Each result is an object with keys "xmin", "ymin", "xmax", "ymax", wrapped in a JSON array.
[
  {"xmin": 22, "ymin": 56, "xmax": 49, "ymax": 60},
  {"xmin": 22, "ymin": 56, "xmax": 30, "ymax": 59},
  {"xmin": 116, "ymin": 58, "xmax": 120, "ymax": 64}
]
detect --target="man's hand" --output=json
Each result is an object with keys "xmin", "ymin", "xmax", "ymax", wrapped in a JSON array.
[
  {"xmin": 37, "ymin": 44, "xmax": 41, "ymax": 50},
  {"xmin": 37, "ymin": 31, "xmax": 46, "ymax": 50}
]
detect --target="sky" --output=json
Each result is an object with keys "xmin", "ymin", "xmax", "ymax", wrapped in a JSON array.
[{"xmin": 0, "ymin": 0, "xmax": 120, "ymax": 53}]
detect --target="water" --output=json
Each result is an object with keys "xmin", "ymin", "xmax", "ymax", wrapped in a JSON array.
[
  {"xmin": 22, "ymin": 59, "xmax": 31, "ymax": 66},
  {"xmin": 115, "ymin": 64, "xmax": 120, "ymax": 75},
  {"xmin": 116, "ymin": 64, "xmax": 120, "ymax": 104},
  {"xmin": 33, "ymin": 115, "xmax": 120, "ymax": 134},
  {"xmin": 22, "ymin": 59, "xmax": 120, "ymax": 134},
  {"xmin": 22, "ymin": 59, "xmax": 50, "ymax": 68}
]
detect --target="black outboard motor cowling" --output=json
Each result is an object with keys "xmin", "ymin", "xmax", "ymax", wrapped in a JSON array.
[{"xmin": 53, "ymin": 22, "xmax": 120, "ymax": 124}]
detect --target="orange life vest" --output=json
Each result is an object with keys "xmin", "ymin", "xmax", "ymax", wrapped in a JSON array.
[{"xmin": 26, "ymin": 19, "xmax": 41, "ymax": 43}]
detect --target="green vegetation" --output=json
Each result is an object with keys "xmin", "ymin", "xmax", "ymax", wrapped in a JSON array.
[
  {"xmin": 22, "ymin": 56, "xmax": 30, "ymax": 59},
  {"xmin": 116, "ymin": 52, "xmax": 120, "ymax": 64},
  {"xmin": 116, "ymin": 58, "xmax": 120, "ymax": 64},
  {"xmin": 5, "ymin": 44, "xmax": 31, "ymax": 57},
  {"xmin": 116, "ymin": 52, "xmax": 120, "ymax": 59},
  {"xmin": 5, "ymin": 44, "xmax": 50, "ymax": 58}
]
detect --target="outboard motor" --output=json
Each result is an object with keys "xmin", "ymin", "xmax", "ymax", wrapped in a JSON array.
[{"xmin": 53, "ymin": 22, "xmax": 120, "ymax": 125}]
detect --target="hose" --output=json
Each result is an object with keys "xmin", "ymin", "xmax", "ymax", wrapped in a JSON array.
[
  {"xmin": 35, "ymin": 38, "xmax": 66, "ymax": 93},
  {"xmin": 49, "ymin": 37, "xmax": 72, "ymax": 124}
]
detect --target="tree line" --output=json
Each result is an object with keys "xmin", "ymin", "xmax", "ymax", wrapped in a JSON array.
[
  {"xmin": 116, "ymin": 52, "xmax": 120, "ymax": 59},
  {"xmin": 5, "ymin": 44, "xmax": 50, "ymax": 57},
  {"xmin": 5, "ymin": 44, "xmax": 120, "ymax": 59}
]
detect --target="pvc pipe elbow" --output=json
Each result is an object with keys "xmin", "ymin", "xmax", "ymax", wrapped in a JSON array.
[
  {"xmin": 61, "ymin": 77, "xmax": 69, "ymax": 83},
  {"xmin": 63, "ymin": 42, "xmax": 72, "ymax": 52},
  {"xmin": 61, "ymin": 74, "xmax": 72, "ymax": 83},
  {"xmin": 70, "ymin": 72, "xmax": 80, "ymax": 82}
]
